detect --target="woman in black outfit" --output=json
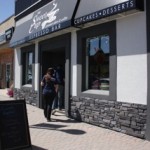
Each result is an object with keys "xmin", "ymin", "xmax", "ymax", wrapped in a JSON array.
[{"xmin": 41, "ymin": 68, "xmax": 57, "ymax": 121}]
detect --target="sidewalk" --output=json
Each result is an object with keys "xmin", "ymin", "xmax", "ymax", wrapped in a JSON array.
[
  {"xmin": 28, "ymin": 105, "xmax": 150, "ymax": 150},
  {"xmin": 0, "ymin": 88, "xmax": 7, "ymax": 96},
  {"xmin": 0, "ymin": 88, "xmax": 14, "ymax": 100},
  {"xmin": 0, "ymin": 91, "xmax": 150, "ymax": 150}
]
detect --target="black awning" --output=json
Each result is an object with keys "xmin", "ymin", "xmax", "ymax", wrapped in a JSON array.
[
  {"xmin": 10, "ymin": 0, "xmax": 78, "ymax": 47},
  {"xmin": 74, "ymin": 0, "xmax": 144, "ymax": 26}
]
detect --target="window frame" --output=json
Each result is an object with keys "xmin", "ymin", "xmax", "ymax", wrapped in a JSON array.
[
  {"xmin": 86, "ymin": 35, "xmax": 110, "ymax": 91},
  {"xmin": 76, "ymin": 21, "xmax": 116, "ymax": 100},
  {"xmin": 21, "ymin": 44, "xmax": 35, "ymax": 87}
]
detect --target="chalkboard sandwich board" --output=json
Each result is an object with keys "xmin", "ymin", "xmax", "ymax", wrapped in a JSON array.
[{"xmin": 0, "ymin": 100, "xmax": 31, "ymax": 150}]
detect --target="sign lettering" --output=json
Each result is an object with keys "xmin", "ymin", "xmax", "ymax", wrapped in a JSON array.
[
  {"xmin": 29, "ymin": 0, "xmax": 67, "ymax": 34},
  {"xmin": 74, "ymin": 0, "xmax": 139, "ymax": 25}
]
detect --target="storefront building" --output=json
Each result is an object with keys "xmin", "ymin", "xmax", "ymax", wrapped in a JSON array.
[
  {"xmin": 0, "ymin": 16, "xmax": 14, "ymax": 89},
  {"xmin": 11, "ymin": 0, "xmax": 150, "ymax": 140},
  {"xmin": 11, "ymin": 0, "xmax": 79, "ymax": 111}
]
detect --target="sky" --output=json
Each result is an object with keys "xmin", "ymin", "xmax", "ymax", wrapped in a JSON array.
[{"xmin": 0, "ymin": 0, "xmax": 15, "ymax": 23}]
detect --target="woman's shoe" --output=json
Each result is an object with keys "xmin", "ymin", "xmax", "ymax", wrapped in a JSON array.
[{"xmin": 52, "ymin": 109, "xmax": 56, "ymax": 115}]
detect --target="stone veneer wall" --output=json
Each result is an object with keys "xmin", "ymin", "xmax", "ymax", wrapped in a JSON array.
[
  {"xmin": 71, "ymin": 97, "xmax": 147, "ymax": 139},
  {"xmin": 14, "ymin": 88, "xmax": 38, "ymax": 106}
]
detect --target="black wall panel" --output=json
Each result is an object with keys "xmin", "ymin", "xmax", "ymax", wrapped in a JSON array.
[{"xmin": 15, "ymin": 0, "xmax": 52, "ymax": 21}]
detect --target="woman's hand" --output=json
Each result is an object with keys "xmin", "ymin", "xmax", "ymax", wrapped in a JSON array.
[
  {"xmin": 41, "ymin": 81, "xmax": 44, "ymax": 86},
  {"xmin": 54, "ymin": 84, "xmax": 58, "ymax": 93}
]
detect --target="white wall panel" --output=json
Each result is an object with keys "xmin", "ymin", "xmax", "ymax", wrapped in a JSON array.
[
  {"xmin": 117, "ymin": 12, "xmax": 146, "ymax": 56},
  {"xmin": 71, "ymin": 31, "xmax": 77, "ymax": 96},
  {"xmin": 117, "ymin": 55, "xmax": 147, "ymax": 104},
  {"xmin": 117, "ymin": 12, "xmax": 147, "ymax": 104},
  {"xmin": 34, "ymin": 42, "xmax": 39, "ymax": 91},
  {"xmin": 14, "ymin": 48, "xmax": 21, "ymax": 88}
]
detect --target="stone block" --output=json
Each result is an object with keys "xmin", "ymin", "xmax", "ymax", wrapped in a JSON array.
[
  {"xmin": 121, "ymin": 126, "xmax": 134, "ymax": 133},
  {"xmin": 131, "ymin": 121, "xmax": 136, "ymax": 126},
  {"xmin": 92, "ymin": 111, "xmax": 100, "ymax": 115},
  {"xmin": 122, "ymin": 103, "xmax": 132, "ymax": 107},
  {"xmin": 120, "ymin": 107, "xmax": 128, "ymax": 111},
  {"xmin": 136, "ymin": 118, "xmax": 146, "ymax": 124},
  {"xmin": 76, "ymin": 102, "xmax": 82, "ymax": 108},
  {"xmin": 138, "ymin": 105, "xmax": 147, "ymax": 110},
  {"xmin": 80, "ymin": 106, "xmax": 86, "ymax": 110},
  {"xmin": 85, "ymin": 118, "xmax": 90, "ymax": 123},
  {"xmin": 119, "ymin": 119, "xmax": 131, "ymax": 126},
  {"xmin": 127, "ymin": 131, "xmax": 145, "ymax": 139},
  {"xmin": 99, "ymin": 100, "xmax": 108, "ymax": 103},
  {"xmin": 131, "ymin": 125, "xmax": 141, "ymax": 130},
  {"xmin": 113, "ymin": 127, "xmax": 121, "ymax": 132},
  {"xmin": 99, "ymin": 124, "xmax": 106, "ymax": 128},
  {"xmin": 111, "ymin": 121, "xmax": 117, "ymax": 125},
  {"xmin": 103, "ymin": 119, "xmax": 111, "ymax": 124}
]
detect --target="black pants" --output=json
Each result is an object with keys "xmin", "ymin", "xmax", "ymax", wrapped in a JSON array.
[{"xmin": 43, "ymin": 93, "xmax": 55, "ymax": 120}]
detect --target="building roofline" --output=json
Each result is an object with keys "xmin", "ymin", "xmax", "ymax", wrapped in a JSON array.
[{"xmin": 0, "ymin": 14, "xmax": 15, "ymax": 25}]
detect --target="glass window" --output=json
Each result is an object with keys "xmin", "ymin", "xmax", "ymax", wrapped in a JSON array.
[
  {"xmin": 86, "ymin": 35, "xmax": 110, "ymax": 91},
  {"xmin": 23, "ymin": 51, "xmax": 33, "ymax": 85}
]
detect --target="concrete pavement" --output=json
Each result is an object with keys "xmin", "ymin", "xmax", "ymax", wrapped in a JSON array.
[
  {"xmin": 0, "ymin": 88, "xmax": 14, "ymax": 100},
  {"xmin": 28, "ymin": 106, "xmax": 150, "ymax": 150},
  {"xmin": 0, "ymin": 89, "xmax": 150, "ymax": 150}
]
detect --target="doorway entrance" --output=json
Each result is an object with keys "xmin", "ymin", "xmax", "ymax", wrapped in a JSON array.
[
  {"xmin": 41, "ymin": 48, "xmax": 65, "ymax": 110},
  {"xmin": 39, "ymin": 33, "xmax": 71, "ymax": 116},
  {"xmin": 42, "ymin": 48, "xmax": 65, "ymax": 76}
]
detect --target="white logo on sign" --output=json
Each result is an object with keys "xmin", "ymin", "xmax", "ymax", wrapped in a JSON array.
[{"xmin": 29, "ymin": 2, "xmax": 59, "ymax": 33}]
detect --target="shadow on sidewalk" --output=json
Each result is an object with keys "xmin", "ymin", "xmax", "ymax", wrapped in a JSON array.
[
  {"xmin": 60, "ymin": 129, "xmax": 86, "ymax": 135},
  {"xmin": 52, "ymin": 118, "xmax": 80, "ymax": 123},
  {"xmin": 30, "ymin": 123, "xmax": 67, "ymax": 130},
  {"xmin": 30, "ymin": 123, "xmax": 86, "ymax": 135}
]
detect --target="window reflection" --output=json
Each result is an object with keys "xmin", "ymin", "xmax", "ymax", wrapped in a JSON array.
[
  {"xmin": 23, "ymin": 51, "xmax": 33, "ymax": 84},
  {"xmin": 86, "ymin": 35, "xmax": 110, "ymax": 90},
  {"xmin": 25, "ymin": 52, "xmax": 33, "ymax": 84}
]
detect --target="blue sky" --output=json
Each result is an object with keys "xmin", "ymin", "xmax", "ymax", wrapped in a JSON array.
[{"xmin": 0, "ymin": 0, "xmax": 15, "ymax": 23}]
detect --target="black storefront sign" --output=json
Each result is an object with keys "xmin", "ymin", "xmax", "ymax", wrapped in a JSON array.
[
  {"xmin": 10, "ymin": 0, "xmax": 78, "ymax": 47},
  {"xmin": 0, "ymin": 27, "xmax": 14, "ymax": 44},
  {"xmin": 74, "ymin": 0, "xmax": 144, "ymax": 26},
  {"xmin": 5, "ymin": 27, "xmax": 14, "ymax": 41},
  {"xmin": 0, "ymin": 100, "xmax": 31, "ymax": 150}
]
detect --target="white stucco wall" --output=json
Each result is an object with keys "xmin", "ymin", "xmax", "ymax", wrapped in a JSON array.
[
  {"xmin": 71, "ymin": 31, "xmax": 77, "ymax": 96},
  {"xmin": 14, "ymin": 48, "xmax": 21, "ymax": 88},
  {"xmin": 117, "ymin": 12, "xmax": 147, "ymax": 105},
  {"xmin": 34, "ymin": 42, "xmax": 39, "ymax": 91}
]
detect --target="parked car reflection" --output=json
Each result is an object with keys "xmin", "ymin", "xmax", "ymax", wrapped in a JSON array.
[
  {"xmin": 99, "ymin": 78, "xmax": 109, "ymax": 90},
  {"xmin": 90, "ymin": 77, "xmax": 109, "ymax": 90}
]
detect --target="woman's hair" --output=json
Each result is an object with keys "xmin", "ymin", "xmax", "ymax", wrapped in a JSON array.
[
  {"xmin": 44, "ymin": 68, "xmax": 54, "ymax": 82},
  {"xmin": 47, "ymin": 68, "xmax": 54, "ymax": 76}
]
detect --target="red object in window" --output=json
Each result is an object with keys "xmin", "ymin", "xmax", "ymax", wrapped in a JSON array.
[{"xmin": 7, "ymin": 89, "xmax": 13, "ymax": 97}]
